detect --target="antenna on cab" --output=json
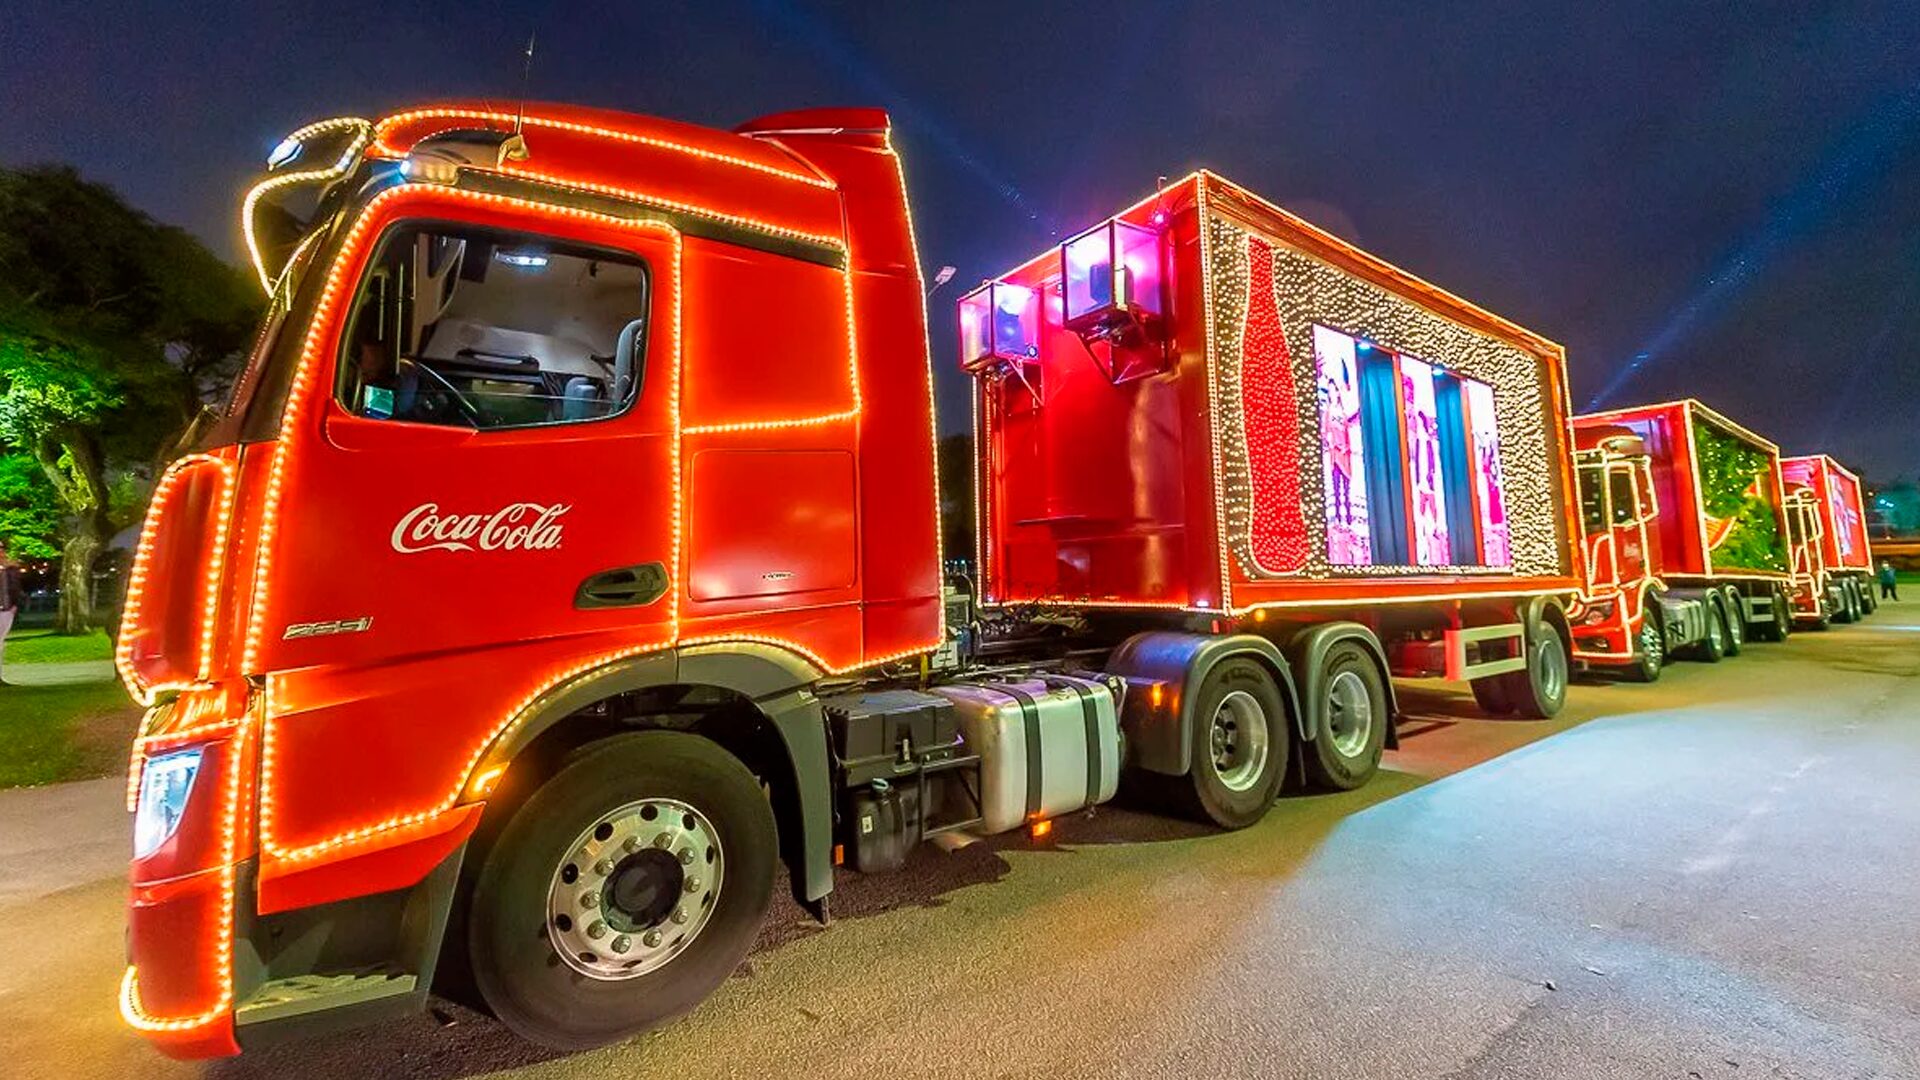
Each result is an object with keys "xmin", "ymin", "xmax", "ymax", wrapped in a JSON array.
[{"xmin": 501, "ymin": 31, "xmax": 536, "ymax": 163}]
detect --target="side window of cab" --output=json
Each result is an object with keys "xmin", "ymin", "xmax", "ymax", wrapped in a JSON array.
[{"xmin": 336, "ymin": 223, "xmax": 650, "ymax": 428}]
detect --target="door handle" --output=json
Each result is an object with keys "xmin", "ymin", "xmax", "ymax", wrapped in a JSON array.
[{"xmin": 575, "ymin": 562, "xmax": 669, "ymax": 609}]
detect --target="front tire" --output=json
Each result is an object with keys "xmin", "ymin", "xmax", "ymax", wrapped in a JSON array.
[
  {"xmin": 1183, "ymin": 657, "xmax": 1289, "ymax": 829},
  {"xmin": 1302, "ymin": 641, "xmax": 1388, "ymax": 791},
  {"xmin": 468, "ymin": 731, "xmax": 776, "ymax": 1051},
  {"xmin": 1496, "ymin": 620, "xmax": 1569, "ymax": 719},
  {"xmin": 1623, "ymin": 610, "xmax": 1664, "ymax": 683}
]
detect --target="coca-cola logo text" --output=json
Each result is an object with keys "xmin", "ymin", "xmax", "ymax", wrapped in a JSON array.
[{"xmin": 391, "ymin": 502, "xmax": 570, "ymax": 554}]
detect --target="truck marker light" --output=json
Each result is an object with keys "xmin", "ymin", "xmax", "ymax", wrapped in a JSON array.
[
  {"xmin": 469, "ymin": 764, "xmax": 507, "ymax": 798},
  {"xmin": 372, "ymin": 107, "xmax": 837, "ymax": 190},
  {"xmin": 1029, "ymin": 819, "xmax": 1053, "ymax": 840},
  {"xmin": 242, "ymin": 117, "xmax": 374, "ymax": 293}
]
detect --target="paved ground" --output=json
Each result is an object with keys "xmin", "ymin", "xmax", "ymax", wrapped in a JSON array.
[{"xmin": 4, "ymin": 603, "xmax": 1918, "ymax": 1079}]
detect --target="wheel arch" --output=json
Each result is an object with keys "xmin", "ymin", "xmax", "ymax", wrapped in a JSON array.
[
  {"xmin": 465, "ymin": 641, "xmax": 836, "ymax": 910},
  {"xmin": 1103, "ymin": 631, "xmax": 1303, "ymax": 777},
  {"xmin": 1525, "ymin": 594, "xmax": 1575, "ymax": 668},
  {"xmin": 1277, "ymin": 622, "xmax": 1398, "ymax": 751}
]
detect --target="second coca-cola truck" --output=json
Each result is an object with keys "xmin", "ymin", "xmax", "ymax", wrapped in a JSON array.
[
  {"xmin": 1781, "ymin": 452, "xmax": 1876, "ymax": 624},
  {"xmin": 117, "ymin": 101, "xmax": 1583, "ymax": 1058},
  {"xmin": 1570, "ymin": 400, "xmax": 1794, "ymax": 674}
]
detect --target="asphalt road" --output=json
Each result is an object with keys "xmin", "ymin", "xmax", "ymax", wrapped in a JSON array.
[{"xmin": 5, "ymin": 602, "xmax": 1918, "ymax": 1079}]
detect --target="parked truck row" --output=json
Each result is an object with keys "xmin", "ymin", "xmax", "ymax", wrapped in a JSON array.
[{"xmin": 116, "ymin": 101, "xmax": 1877, "ymax": 1058}]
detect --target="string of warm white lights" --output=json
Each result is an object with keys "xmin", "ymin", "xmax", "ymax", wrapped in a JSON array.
[
  {"xmin": 241, "ymin": 117, "xmax": 374, "ymax": 293},
  {"xmin": 1207, "ymin": 215, "xmax": 1564, "ymax": 581}
]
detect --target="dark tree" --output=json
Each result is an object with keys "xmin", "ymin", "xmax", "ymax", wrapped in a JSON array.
[{"xmin": 0, "ymin": 165, "xmax": 258, "ymax": 632}]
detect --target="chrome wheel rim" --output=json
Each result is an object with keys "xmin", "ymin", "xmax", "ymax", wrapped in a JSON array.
[
  {"xmin": 547, "ymin": 798, "xmax": 724, "ymax": 981},
  {"xmin": 1638, "ymin": 615, "xmax": 1663, "ymax": 670},
  {"xmin": 1708, "ymin": 612, "xmax": 1725, "ymax": 649},
  {"xmin": 1727, "ymin": 603, "xmax": 1745, "ymax": 645},
  {"xmin": 1326, "ymin": 670, "xmax": 1374, "ymax": 758},
  {"xmin": 1536, "ymin": 634, "xmax": 1567, "ymax": 701},
  {"xmin": 1209, "ymin": 690, "xmax": 1271, "ymax": 793}
]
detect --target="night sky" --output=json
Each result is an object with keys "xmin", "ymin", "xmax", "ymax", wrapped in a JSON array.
[{"xmin": 5, "ymin": 2, "xmax": 1918, "ymax": 478}]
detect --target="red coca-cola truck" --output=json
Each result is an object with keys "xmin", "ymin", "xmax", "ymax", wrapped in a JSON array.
[
  {"xmin": 1569, "ymin": 400, "xmax": 1794, "ymax": 677},
  {"xmin": 117, "ymin": 102, "xmax": 1583, "ymax": 1058},
  {"xmin": 1781, "ymin": 453, "xmax": 1876, "ymax": 624}
]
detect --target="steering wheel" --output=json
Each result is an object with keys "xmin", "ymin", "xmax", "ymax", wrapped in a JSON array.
[{"xmin": 403, "ymin": 360, "xmax": 489, "ymax": 428}]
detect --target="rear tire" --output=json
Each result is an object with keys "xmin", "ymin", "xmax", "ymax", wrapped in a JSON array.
[
  {"xmin": 1693, "ymin": 602, "xmax": 1729, "ymax": 661},
  {"xmin": 1182, "ymin": 657, "xmax": 1289, "ymax": 829},
  {"xmin": 1722, "ymin": 591, "xmax": 1746, "ymax": 655},
  {"xmin": 468, "ymin": 731, "xmax": 776, "ymax": 1051},
  {"xmin": 1773, "ymin": 592, "xmax": 1793, "ymax": 640},
  {"xmin": 1859, "ymin": 579, "xmax": 1878, "ymax": 615},
  {"xmin": 1622, "ymin": 611, "xmax": 1664, "ymax": 683},
  {"xmin": 1497, "ymin": 620, "xmax": 1569, "ymax": 719},
  {"xmin": 1302, "ymin": 641, "xmax": 1389, "ymax": 791},
  {"xmin": 1471, "ymin": 675, "xmax": 1514, "ymax": 716}
]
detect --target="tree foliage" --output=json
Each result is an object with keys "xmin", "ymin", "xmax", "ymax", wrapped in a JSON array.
[
  {"xmin": 0, "ymin": 165, "xmax": 258, "ymax": 629},
  {"xmin": 1692, "ymin": 418, "xmax": 1786, "ymax": 572}
]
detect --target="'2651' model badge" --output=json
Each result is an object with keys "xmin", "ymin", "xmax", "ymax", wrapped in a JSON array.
[{"xmin": 391, "ymin": 501, "xmax": 570, "ymax": 554}]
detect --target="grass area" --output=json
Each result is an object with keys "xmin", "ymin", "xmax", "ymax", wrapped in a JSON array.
[
  {"xmin": 3, "ymin": 628, "xmax": 114, "ymax": 665},
  {"xmin": 0, "ymin": 680, "xmax": 141, "ymax": 789}
]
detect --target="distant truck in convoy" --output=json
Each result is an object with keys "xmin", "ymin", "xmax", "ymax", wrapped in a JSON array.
[
  {"xmin": 118, "ymin": 102, "xmax": 1588, "ymax": 1058},
  {"xmin": 1569, "ymin": 400, "xmax": 1794, "ymax": 678},
  {"xmin": 1781, "ymin": 453, "xmax": 1876, "ymax": 625}
]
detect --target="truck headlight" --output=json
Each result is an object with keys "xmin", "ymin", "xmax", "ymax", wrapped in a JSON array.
[{"xmin": 133, "ymin": 749, "xmax": 203, "ymax": 860}]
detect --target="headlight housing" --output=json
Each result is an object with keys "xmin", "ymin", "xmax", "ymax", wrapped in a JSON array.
[
  {"xmin": 133, "ymin": 748, "xmax": 203, "ymax": 860},
  {"xmin": 1579, "ymin": 598, "xmax": 1617, "ymax": 625}
]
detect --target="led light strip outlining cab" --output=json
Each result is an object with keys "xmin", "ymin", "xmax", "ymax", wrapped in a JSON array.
[
  {"xmin": 249, "ymin": 153, "xmax": 940, "ymax": 868},
  {"xmin": 251, "ymin": 187, "xmax": 686, "ymax": 864},
  {"xmin": 119, "ymin": 706, "xmax": 254, "ymax": 1035},
  {"xmin": 242, "ymin": 117, "xmax": 374, "ymax": 293},
  {"xmin": 371, "ymin": 107, "xmax": 837, "ymax": 189},
  {"xmin": 115, "ymin": 454, "xmax": 239, "ymax": 707}
]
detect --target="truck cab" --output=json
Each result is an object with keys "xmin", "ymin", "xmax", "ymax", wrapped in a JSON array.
[
  {"xmin": 117, "ymin": 103, "xmax": 944, "ymax": 1058},
  {"xmin": 1782, "ymin": 484, "xmax": 1844, "ymax": 627},
  {"xmin": 1569, "ymin": 429, "xmax": 1722, "ymax": 679},
  {"xmin": 1571, "ymin": 432, "xmax": 1665, "ymax": 677}
]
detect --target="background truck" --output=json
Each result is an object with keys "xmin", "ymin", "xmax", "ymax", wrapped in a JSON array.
[
  {"xmin": 1567, "ymin": 426, "xmax": 1730, "ymax": 680},
  {"xmin": 1572, "ymin": 400, "xmax": 1794, "ymax": 665},
  {"xmin": 1781, "ymin": 453, "xmax": 1876, "ymax": 624},
  {"xmin": 118, "ymin": 102, "xmax": 1583, "ymax": 1059}
]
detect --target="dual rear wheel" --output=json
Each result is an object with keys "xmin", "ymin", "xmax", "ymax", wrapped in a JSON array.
[{"xmin": 1177, "ymin": 643, "xmax": 1390, "ymax": 829}]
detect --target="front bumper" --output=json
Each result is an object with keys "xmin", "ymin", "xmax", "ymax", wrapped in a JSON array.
[{"xmin": 122, "ymin": 691, "xmax": 474, "ymax": 1059}]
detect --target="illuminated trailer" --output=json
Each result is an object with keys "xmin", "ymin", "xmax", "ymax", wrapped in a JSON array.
[
  {"xmin": 1573, "ymin": 400, "xmax": 1793, "ymax": 653},
  {"xmin": 1782, "ymin": 453, "xmax": 1875, "ymax": 624},
  {"xmin": 964, "ymin": 172, "xmax": 1586, "ymax": 722}
]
